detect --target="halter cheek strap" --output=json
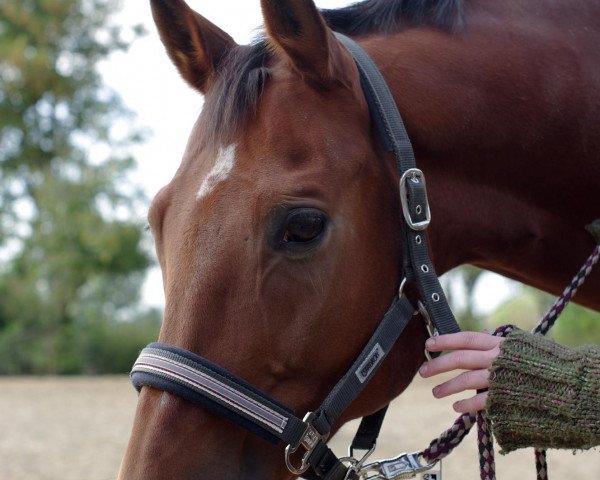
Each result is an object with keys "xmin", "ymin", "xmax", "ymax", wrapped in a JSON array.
[
  {"xmin": 334, "ymin": 33, "xmax": 459, "ymax": 337},
  {"xmin": 130, "ymin": 34, "xmax": 461, "ymax": 480}
]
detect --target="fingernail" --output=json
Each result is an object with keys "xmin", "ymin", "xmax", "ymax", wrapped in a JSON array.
[
  {"xmin": 432, "ymin": 386, "xmax": 439, "ymax": 397},
  {"xmin": 453, "ymin": 401, "xmax": 461, "ymax": 412},
  {"xmin": 425, "ymin": 338, "xmax": 435, "ymax": 349},
  {"xmin": 419, "ymin": 363, "xmax": 428, "ymax": 375}
]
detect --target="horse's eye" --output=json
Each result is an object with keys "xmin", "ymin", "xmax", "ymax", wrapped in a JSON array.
[{"xmin": 282, "ymin": 210, "xmax": 326, "ymax": 244}]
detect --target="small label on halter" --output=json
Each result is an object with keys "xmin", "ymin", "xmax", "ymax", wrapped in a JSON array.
[{"xmin": 355, "ymin": 343, "xmax": 384, "ymax": 383}]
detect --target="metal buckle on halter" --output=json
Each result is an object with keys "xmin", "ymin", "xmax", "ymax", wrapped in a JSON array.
[
  {"xmin": 284, "ymin": 412, "xmax": 327, "ymax": 475},
  {"xmin": 399, "ymin": 168, "xmax": 431, "ymax": 231},
  {"xmin": 359, "ymin": 451, "xmax": 439, "ymax": 480}
]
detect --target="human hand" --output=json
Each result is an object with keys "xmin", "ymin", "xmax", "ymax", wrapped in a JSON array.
[{"xmin": 418, "ymin": 332, "xmax": 504, "ymax": 413}]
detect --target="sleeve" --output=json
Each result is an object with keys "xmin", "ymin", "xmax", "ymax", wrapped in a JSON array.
[{"xmin": 485, "ymin": 329, "xmax": 600, "ymax": 453}]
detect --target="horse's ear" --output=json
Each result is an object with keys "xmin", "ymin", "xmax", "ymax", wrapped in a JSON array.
[
  {"xmin": 150, "ymin": 0, "xmax": 236, "ymax": 93},
  {"xmin": 261, "ymin": 0, "xmax": 342, "ymax": 84}
]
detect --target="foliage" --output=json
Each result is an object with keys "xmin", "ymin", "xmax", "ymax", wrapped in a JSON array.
[
  {"xmin": 444, "ymin": 267, "xmax": 599, "ymax": 346},
  {"xmin": 0, "ymin": 0, "xmax": 159, "ymax": 374},
  {"xmin": 487, "ymin": 286, "xmax": 600, "ymax": 346},
  {"xmin": 552, "ymin": 302, "xmax": 600, "ymax": 346},
  {"xmin": 441, "ymin": 265, "xmax": 487, "ymax": 331}
]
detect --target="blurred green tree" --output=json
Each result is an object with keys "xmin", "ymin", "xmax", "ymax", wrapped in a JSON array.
[
  {"xmin": 441, "ymin": 265, "xmax": 487, "ymax": 331},
  {"xmin": 0, "ymin": 0, "xmax": 159, "ymax": 373},
  {"xmin": 487, "ymin": 286, "xmax": 600, "ymax": 346},
  {"xmin": 444, "ymin": 266, "xmax": 599, "ymax": 346}
]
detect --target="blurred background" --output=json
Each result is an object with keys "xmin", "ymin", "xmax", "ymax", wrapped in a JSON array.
[{"xmin": 1, "ymin": 1, "xmax": 599, "ymax": 479}]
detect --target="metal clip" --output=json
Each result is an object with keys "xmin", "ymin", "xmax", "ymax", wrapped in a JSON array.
[
  {"xmin": 340, "ymin": 443, "xmax": 378, "ymax": 480},
  {"xmin": 284, "ymin": 412, "xmax": 326, "ymax": 476},
  {"xmin": 399, "ymin": 168, "xmax": 431, "ymax": 231},
  {"xmin": 361, "ymin": 452, "xmax": 438, "ymax": 480}
]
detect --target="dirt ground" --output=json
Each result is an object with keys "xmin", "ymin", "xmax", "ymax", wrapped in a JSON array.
[{"xmin": 1, "ymin": 375, "xmax": 598, "ymax": 480}]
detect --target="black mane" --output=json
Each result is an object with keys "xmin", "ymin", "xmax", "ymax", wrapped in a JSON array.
[{"xmin": 200, "ymin": 0, "xmax": 464, "ymax": 148}]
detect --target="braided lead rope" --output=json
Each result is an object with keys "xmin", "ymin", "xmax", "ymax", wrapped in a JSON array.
[
  {"xmin": 534, "ymin": 244, "xmax": 600, "ymax": 335},
  {"xmin": 422, "ymin": 412, "xmax": 476, "ymax": 462},
  {"xmin": 477, "ymin": 410, "xmax": 495, "ymax": 480},
  {"xmin": 535, "ymin": 449, "xmax": 548, "ymax": 480},
  {"xmin": 477, "ymin": 244, "xmax": 599, "ymax": 480},
  {"xmin": 473, "ymin": 325, "xmax": 516, "ymax": 480},
  {"xmin": 422, "ymin": 242, "xmax": 600, "ymax": 478},
  {"xmin": 528, "ymin": 243, "xmax": 598, "ymax": 480},
  {"xmin": 423, "ymin": 324, "xmax": 516, "ymax": 465}
]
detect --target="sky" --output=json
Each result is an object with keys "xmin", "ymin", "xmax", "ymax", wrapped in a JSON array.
[{"xmin": 100, "ymin": 0, "xmax": 517, "ymax": 314}]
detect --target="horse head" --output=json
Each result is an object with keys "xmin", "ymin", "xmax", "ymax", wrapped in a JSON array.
[{"xmin": 119, "ymin": 1, "xmax": 426, "ymax": 479}]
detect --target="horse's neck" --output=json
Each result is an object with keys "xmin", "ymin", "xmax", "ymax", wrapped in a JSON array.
[{"xmin": 366, "ymin": 13, "xmax": 600, "ymax": 310}]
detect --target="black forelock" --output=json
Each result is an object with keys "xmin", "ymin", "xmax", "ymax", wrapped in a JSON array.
[{"xmin": 199, "ymin": 41, "xmax": 271, "ymax": 149}]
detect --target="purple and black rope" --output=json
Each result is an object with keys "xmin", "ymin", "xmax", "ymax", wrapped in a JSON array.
[
  {"xmin": 422, "ymin": 242, "xmax": 599, "ymax": 480},
  {"xmin": 535, "ymin": 244, "xmax": 600, "ymax": 335}
]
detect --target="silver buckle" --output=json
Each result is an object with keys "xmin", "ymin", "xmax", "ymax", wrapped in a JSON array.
[
  {"xmin": 284, "ymin": 412, "xmax": 327, "ymax": 475},
  {"xmin": 399, "ymin": 168, "xmax": 431, "ymax": 231}
]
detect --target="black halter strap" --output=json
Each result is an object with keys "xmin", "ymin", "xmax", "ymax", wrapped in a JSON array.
[
  {"xmin": 335, "ymin": 33, "xmax": 458, "ymax": 336},
  {"xmin": 130, "ymin": 34, "xmax": 460, "ymax": 480}
]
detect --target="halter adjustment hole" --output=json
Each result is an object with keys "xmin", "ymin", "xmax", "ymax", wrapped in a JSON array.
[
  {"xmin": 416, "ymin": 205, "xmax": 422, "ymax": 215},
  {"xmin": 421, "ymin": 265, "xmax": 429, "ymax": 273},
  {"xmin": 415, "ymin": 235, "xmax": 422, "ymax": 245},
  {"xmin": 432, "ymin": 293, "xmax": 440, "ymax": 302}
]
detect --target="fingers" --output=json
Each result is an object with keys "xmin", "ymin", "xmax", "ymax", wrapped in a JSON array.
[
  {"xmin": 421, "ymin": 331, "xmax": 503, "ymax": 413},
  {"xmin": 452, "ymin": 392, "xmax": 488, "ymax": 413},
  {"xmin": 432, "ymin": 369, "xmax": 490, "ymax": 398},
  {"xmin": 425, "ymin": 331, "xmax": 503, "ymax": 353},
  {"xmin": 419, "ymin": 347, "xmax": 499, "ymax": 378}
]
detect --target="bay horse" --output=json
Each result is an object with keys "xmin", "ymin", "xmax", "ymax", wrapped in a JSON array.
[{"xmin": 119, "ymin": 0, "xmax": 600, "ymax": 478}]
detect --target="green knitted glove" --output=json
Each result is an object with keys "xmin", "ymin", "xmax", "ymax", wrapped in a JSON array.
[{"xmin": 486, "ymin": 329, "xmax": 600, "ymax": 453}]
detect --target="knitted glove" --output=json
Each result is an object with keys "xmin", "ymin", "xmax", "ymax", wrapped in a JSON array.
[{"xmin": 486, "ymin": 329, "xmax": 600, "ymax": 453}]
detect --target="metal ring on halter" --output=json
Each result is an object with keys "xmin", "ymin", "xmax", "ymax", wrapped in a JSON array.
[
  {"xmin": 398, "ymin": 277, "xmax": 408, "ymax": 298},
  {"xmin": 341, "ymin": 443, "xmax": 379, "ymax": 480},
  {"xmin": 417, "ymin": 300, "xmax": 439, "ymax": 361}
]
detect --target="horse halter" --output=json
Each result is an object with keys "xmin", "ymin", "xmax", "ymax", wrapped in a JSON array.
[{"xmin": 130, "ymin": 34, "xmax": 460, "ymax": 480}]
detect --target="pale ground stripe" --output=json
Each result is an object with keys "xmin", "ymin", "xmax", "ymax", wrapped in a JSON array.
[{"xmin": 1, "ymin": 375, "xmax": 599, "ymax": 480}]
